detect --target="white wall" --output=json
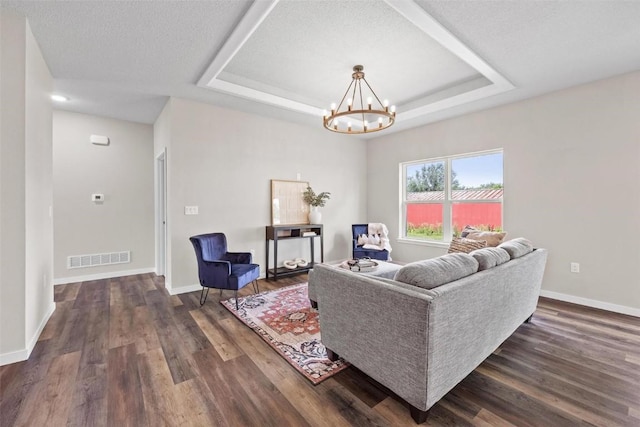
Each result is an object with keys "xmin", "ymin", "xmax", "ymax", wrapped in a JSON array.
[
  {"xmin": 0, "ymin": 11, "xmax": 54, "ymax": 364},
  {"xmin": 24, "ymin": 19, "xmax": 54, "ymax": 348},
  {"xmin": 156, "ymin": 98, "xmax": 368, "ymax": 294},
  {"xmin": 368, "ymin": 72, "xmax": 640, "ymax": 313},
  {"xmin": 53, "ymin": 111, "xmax": 154, "ymax": 282},
  {"xmin": 0, "ymin": 8, "xmax": 28, "ymax": 361}
]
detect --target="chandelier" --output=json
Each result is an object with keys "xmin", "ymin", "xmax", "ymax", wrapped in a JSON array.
[{"xmin": 323, "ymin": 65, "xmax": 396, "ymax": 134}]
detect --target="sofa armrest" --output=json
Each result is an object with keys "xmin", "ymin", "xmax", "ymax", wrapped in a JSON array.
[{"xmin": 311, "ymin": 264, "xmax": 433, "ymax": 410}]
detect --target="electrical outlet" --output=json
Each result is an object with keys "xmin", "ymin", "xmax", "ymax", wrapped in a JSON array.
[{"xmin": 570, "ymin": 262, "xmax": 580, "ymax": 273}]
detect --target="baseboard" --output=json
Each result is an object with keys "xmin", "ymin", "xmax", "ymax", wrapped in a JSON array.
[
  {"xmin": 540, "ymin": 290, "xmax": 640, "ymax": 318},
  {"xmin": 26, "ymin": 302, "xmax": 56, "ymax": 356},
  {"xmin": 0, "ymin": 348, "xmax": 28, "ymax": 366},
  {"xmin": 168, "ymin": 283, "xmax": 202, "ymax": 296},
  {"xmin": 53, "ymin": 267, "xmax": 156, "ymax": 285},
  {"xmin": 0, "ymin": 302, "xmax": 55, "ymax": 366}
]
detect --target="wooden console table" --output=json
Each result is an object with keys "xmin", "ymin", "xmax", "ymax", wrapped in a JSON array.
[{"xmin": 265, "ymin": 224, "xmax": 324, "ymax": 280}]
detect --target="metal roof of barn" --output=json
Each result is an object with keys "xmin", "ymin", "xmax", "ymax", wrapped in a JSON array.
[{"xmin": 407, "ymin": 189, "xmax": 503, "ymax": 201}]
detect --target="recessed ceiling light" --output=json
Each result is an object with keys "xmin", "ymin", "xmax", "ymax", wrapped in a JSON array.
[{"xmin": 51, "ymin": 94, "xmax": 69, "ymax": 102}]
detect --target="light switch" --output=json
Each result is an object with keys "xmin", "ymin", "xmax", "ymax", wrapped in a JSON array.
[{"xmin": 184, "ymin": 206, "xmax": 199, "ymax": 215}]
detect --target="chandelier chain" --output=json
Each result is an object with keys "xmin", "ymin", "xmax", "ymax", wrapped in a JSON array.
[
  {"xmin": 335, "ymin": 79, "xmax": 354, "ymax": 119},
  {"xmin": 362, "ymin": 77, "xmax": 385, "ymax": 109},
  {"xmin": 358, "ymin": 79, "xmax": 365, "ymax": 126}
]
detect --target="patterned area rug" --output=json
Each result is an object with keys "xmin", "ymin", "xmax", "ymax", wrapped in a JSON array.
[{"xmin": 220, "ymin": 283, "xmax": 349, "ymax": 384}]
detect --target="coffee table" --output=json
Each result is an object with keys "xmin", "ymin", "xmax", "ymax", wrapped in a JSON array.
[
  {"xmin": 309, "ymin": 260, "xmax": 402, "ymax": 308},
  {"xmin": 336, "ymin": 259, "xmax": 402, "ymax": 279}
]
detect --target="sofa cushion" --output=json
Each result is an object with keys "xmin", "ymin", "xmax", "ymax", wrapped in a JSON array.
[
  {"xmin": 465, "ymin": 230, "xmax": 507, "ymax": 247},
  {"xmin": 447, "ymin": 237, "xmax": 487, "ymax": 254},
  {"xmin": 394, "ymin": 253, "xmax": 479, "ymax": 289},
  {"xmin": 498, "ymin": 238, "xmax": 534, "ymax": 259},
  {"xmin": 469, "ymin": 247, "xmax": 511, "ymax": 271}
]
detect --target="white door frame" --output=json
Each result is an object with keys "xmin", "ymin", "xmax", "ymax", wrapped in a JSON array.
[{"xmin": 155, "ymin": 149, "xmax": 167, "ymax": 277}]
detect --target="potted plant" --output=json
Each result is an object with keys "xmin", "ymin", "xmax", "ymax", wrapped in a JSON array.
[{"xmin": 303, "ymin": 186, "xmax": 330, "ymax": 223}]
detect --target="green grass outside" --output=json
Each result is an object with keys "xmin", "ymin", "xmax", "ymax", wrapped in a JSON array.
[{"xmin": 407, "ymin": 223, "xmax": 502, "ymax": 241}]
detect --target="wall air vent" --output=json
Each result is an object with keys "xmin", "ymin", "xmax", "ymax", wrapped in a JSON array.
[{"xmin": 67, "ymin": 251, "xmax": 131, "ymax": 269}]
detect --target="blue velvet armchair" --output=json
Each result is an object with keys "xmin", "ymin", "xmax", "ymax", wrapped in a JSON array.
[
  {"xmin": 352, "ymin": 224, "xmax": 390, "ymax": 261},
  {"xmin": 189, "ymin": 233, "xmax": 260, "ymax": 308}
]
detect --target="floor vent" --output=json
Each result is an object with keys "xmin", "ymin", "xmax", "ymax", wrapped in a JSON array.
[{"xmin": 67, "ymin": 251, "xmax": 131, "ymax": 269}]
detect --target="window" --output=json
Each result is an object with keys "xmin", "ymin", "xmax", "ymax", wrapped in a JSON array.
[{"xmin": 402, "ymin": 150, "xmax": 503, "ymax": 243}]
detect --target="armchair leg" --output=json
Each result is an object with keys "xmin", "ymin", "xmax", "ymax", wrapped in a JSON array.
[
  {"xmin": 252, "ymin": 279, "xmax": 259, "ymax": 294},
  {"xmin": 235, "ymin": 290, "xmax": 239, "ymax": 310},
  {"xmin": 200, "ymin": 287, "xmax": 210, "ymax": 306}
]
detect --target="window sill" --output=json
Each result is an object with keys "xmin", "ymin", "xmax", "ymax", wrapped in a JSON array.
[{"xmin": 397, "ymin": 237, "xmax": 449, "ymax": 249}]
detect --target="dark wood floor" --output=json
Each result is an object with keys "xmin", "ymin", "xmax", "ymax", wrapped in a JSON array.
[{"xmin": 1, "ymin": 273, "xmax": 639, "ymax": 426}]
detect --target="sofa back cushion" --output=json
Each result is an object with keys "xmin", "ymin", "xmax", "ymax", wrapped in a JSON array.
[
  {"xmin": 498, "ymin": 237, "xmax": 534, "ymax": 259},
  {"xmin": 394, "ymin": 253, "xmax": 479, "ymax": 289},
  {"xmin": 469, "ymin": 247, "xmax": 511, "ymax": 271}
]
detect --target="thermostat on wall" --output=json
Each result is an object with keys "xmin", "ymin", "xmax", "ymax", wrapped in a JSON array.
[
  {"xmin": 92, "ymin": 194, "xmax": 104, "ymax": 202},
  {"xmin": 90, "ymin": 134, "xmax": 109, "ymax": 145}
]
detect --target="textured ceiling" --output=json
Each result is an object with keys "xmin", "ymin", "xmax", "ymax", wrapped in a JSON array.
[
  {"xmin": 2, "ymin": 0, "xmax": 640, "ymax": 137},
  {"xmin": 219, "ymin": 0, "xmax": 480, "ymax": 107}
]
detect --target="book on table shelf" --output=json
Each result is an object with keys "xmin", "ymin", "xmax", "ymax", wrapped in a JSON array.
[{"xmin": 302, "ymin": 231, "xmax": 317, "ymax": 237}]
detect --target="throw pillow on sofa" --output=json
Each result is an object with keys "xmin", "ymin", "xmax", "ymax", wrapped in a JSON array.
[
  {"xmin": 498, "ymin": 237, "xmax": 534, "ymax": 259},
  {"xmin": 469, "ymin": 247, "xmax": 511, "ymax": 271},
  {"xmin": 460, "ymin": 225, "xmax": 477, "ymax": 237},
  {"xmin": 394, "ymin": 253, "xmax": 479, "ymax": 289},
  {"xmin": 465, "ymin": 230, "xmax": 507, "ymax": 247},
  {"xmin": 447, "ymin": 237, "xmax": 487, "ymax": 254}
]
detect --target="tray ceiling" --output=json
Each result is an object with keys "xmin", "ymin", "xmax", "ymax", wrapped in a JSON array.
[{"xmin": 198, "ymin": 0, "xmax": 513, "ymax": 123}]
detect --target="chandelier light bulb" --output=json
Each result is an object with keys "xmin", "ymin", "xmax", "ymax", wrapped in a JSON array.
[
  {"xmin": 348, "ymin": 121, "xmax": 352, "ymax": 131},
  {"xmin": 367, "ymin": 97, "xmax": 372, "ymax": 109},
  {"xmin": 323, "ymin": 109, "xmax": 328, "ymax": 118},
  {"xmin": 391, "ymin": 105, "xmax": 396, "ymax": 113},
  {"xmin": 378, "ymin": 117, "xmax": 383, "ymax": 128},
  {"xmin": 330, "ymin": 103, "xmax": 336, "ymax": 114},
  {"xmin": 383, "ymin": 99, "xmax": 389, "ymax": 107}
]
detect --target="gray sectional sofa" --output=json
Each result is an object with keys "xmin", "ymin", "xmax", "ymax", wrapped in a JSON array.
[{"xmin": 308, "ymin": 241, "xmax": 547, "ymax": 423}]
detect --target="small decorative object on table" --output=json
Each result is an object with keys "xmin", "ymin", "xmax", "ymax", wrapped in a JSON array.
[
  {"xmin": 283, "ymin": 258, "xmax": 308, "ymax": 269},
  {"xmin": 341, "ymin": 257, "xmax": 378, "ymax": 272},
  {"xmin": 303, "ymin": 186, "xmax": 330, "ymax": 224}
]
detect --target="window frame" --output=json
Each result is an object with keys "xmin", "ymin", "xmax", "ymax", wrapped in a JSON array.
[{"xmin": 400, "ymin": 149, "xmax": 503, "ymax": 246}]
